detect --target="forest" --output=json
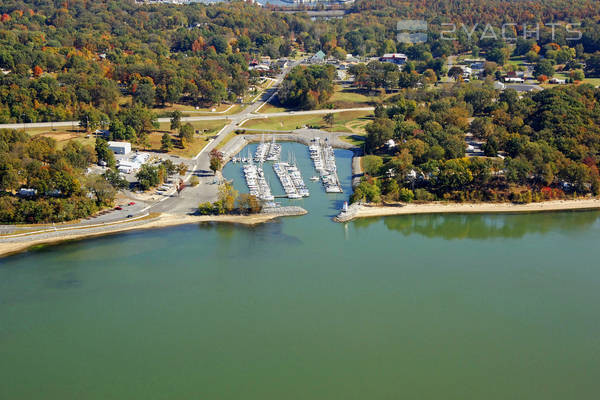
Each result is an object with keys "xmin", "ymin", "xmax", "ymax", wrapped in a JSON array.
[
  {"xmin": 0, "ymin": 129, "xmax": 119, "ymax": 223},
  {"xmin": 2, "ymin": 0, "xmax": 600, "ymax": 122},
  {"xmin": 354, "ymin": 83, "xmax": 600, "ymax": 204}
]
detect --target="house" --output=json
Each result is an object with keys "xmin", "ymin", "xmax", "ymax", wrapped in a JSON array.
[
  {"xmin": 470, "ymin": 62, "xmax": 485, "ymax": 70},
  {"xmin": 108, "ymin": 141, "xmax": 131, "ymax": 155},
  {"xmin": 379, "ymin": 53, "xmax": 408, "ymax": 66},
  {"xmin": 250, "ymin": 64, "xmax": 270, "ymax": 73},
  {"xmin": 94, "ymin": 129, "xmax": 110, "ymax": 139},
  {"xmin": 18, "ymin": 188, "xmax": 37, "ymax": 197},
  {"xmin": 493, "ymin": 81, "xmax": 506, "ymax": 90},
  {"xmin": 346, "ymin": 54, "xmax": 360, "ymax": 63},
  {"xmin": 310, "ymin": 50, "xmax": 326, "ymax": 64},
  {"xmin": 504, "ymin": 77, "xmax": 525, "ymax": 83},
  {"xmin": 276, "ymin": 58, "xmax": 289, "ymax": 69},
  {"xmin": 505, "ymin": 84, "xmax": 543, "ymax": 93},
  {"xmin": 460, "ymin": 66, "xmax": 473, "ymax": 78}
]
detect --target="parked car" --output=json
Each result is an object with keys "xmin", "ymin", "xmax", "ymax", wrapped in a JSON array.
[
  {"xmin": 128, "ymin": 202, "xmax": 135, "ymax": 206},
  {"xmin": 115, "ymin": 206, "xmax": 122, "ymax": 210}
]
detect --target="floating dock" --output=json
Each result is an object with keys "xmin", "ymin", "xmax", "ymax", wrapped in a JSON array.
[{"xmin": 309, "ymin": 137, "xmax": 343, "ymax": 193}]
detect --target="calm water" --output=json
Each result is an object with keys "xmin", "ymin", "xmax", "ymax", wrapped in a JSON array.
[{"xmin": 1, "ymin": 143, "xmax": 600, "ymax": 399}]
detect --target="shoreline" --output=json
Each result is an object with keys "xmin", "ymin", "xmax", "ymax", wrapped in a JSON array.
[
  {"xmin": 334, "ymin": 198, "xmax": 600, "ymax": 222},
  {"xmin": 0, "ymin": 211, "xmax": 305, "ymax": 259}
]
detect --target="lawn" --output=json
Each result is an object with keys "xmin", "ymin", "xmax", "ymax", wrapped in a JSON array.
[
  {"xmin": 507, "ymin": 56, "xmax": 527, "ymax": 67},
  {"xmin": 257, "ymin": 85, "xmax": 378, "ymax": 114},
  {"xmin": 329, "ymin": 85, "xmax": 378, "ymax": 108},
  {"xmin": 241, "ymin": 110, "xmax": 372, "ymax": 133},
  {"xmin": 23, "ymin": 127, "xmax": 96, "ymax": 149},
  {"xmin": 339, "ymin": 134, "xmax": 366, "ymax": 147},
  {"xmin": 143, "ymin": 120, "xmax": 226, "ymax": 158}
]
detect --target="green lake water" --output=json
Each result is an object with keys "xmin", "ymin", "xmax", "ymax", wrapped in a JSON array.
[{"xmin": 1, "ymin": 142, "xmax": 600, "ymax": 399}]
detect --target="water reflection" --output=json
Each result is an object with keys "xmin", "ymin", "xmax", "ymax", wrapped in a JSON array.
[{"xmin": 353, "ymin": 211, "xmax": 600, "ymax": 240}]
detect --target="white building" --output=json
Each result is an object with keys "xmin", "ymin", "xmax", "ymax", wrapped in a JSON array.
[
  {"xmin": 504, "ymin": 77, "xmax": 525, "ymax": 83},
  {"xmin": 108, "ymin": 141, "xmax": 131, "ymax": 155},
  {"xmin": 117, "ymin": 153, "xmax": 149, "ymax": 174}
]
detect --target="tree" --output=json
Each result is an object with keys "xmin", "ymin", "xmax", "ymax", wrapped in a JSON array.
[
  {"xmin": 136, "ymin": 164, "xmax": 161, "ymax": 191},
  {"xmin": 217, "ymin": 182, "xmax": 238, "ymax": 213},
  {"xmin": 86, "ymin": 175, "xmax": 116, "ymax": 206},
  {"xmin": 161, "ymin": 132, "xmax": 173, "ymax": 152},
  {"xmin": 32, "ymin": 65, "xmax": 43, "ymax": 77},
  {"xmin": 95, "ymin": 138, "xmax": 115, "ymax": 168},
  {"xmin": 362, "ymin": 155, "xmax": 383, "ymax": 176},
  {"xmin": 170, "ymin": 110, "xmax": 182, "ymax": 131},
  {"xmin": 534, "ymin": 60, "xmax": 555, "ymax": 78},
  {"xmin": 103, "ymin": 169, "xmax": 128, "ymax": 190},
  {"xmin": 571, "ymin": 69, "xmax": 585, "ymax": 81},
  {"xmin": 79, "ymin": 108, "xmax": 107, "ymax": 132},
  {"xmin": 209, "ymin": 149, "xmax": 224, "ymax": 174},
  {"xmin": 237, "ymin": 193, "xmax": 262, "ymax": 214},
  {"xmin": 118, "ymin": 104, "xmax": 158, "ymax": 143},
  {"xmin": 177, "ymin": 163, "xmax": 188, "ymax": 176},
  {"xmin": 179, "ymin": 123, "xmax": 194, "ymax": 148},
  {"xmin": 448, "ymin": 66, "xmax": 464, "ymax": 80},
  {"xmin": 133, "ymin": 81, "xmax": 156, "ymax": 107},
  {"xmin": 323, "ymin": 113, "xmax": 335, "ymax": 129},
  {"xmin": 365, "ymin": 118, "xmax": 394, "ymax": 153},
  {"xmin": 278, "ymin": 65, "xmax": 335, "ymax": 109}
]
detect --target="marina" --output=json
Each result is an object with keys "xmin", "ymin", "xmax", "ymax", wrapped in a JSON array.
[
  {"xmin": 254, "ymin": 137, "xmax": 282, "ymax": 163},
  {"xmin": 309, "ymin": 137, "xmax": 343, "ymax": 193},
  {"xmin": 273, "ymin": 154, "xmax": 310, "ymax": 199},
  {"xmin": 242, "ymin": 156, "xmax": 274, "ymax": 202}
]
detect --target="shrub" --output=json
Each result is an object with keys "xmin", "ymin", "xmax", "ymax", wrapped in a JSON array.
[{"xmin": 398, "ymin": 188, "xmax": 415, "ymax": 202}]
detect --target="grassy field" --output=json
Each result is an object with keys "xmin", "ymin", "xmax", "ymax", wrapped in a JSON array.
[
  {"xmin": 339, "ymin": 134, "xmax": 366, "ymax": 147},
  {"xmin": 242, "ymin": 110, "xmax": 372, "ymax": 133},
  {"xmin": 22, "ymin": 127, "xmax": 96, "ymax": 149},
  {"xmin": 21, "ymin": 120, "xmax": 226, "ymax": 158},
  {"xmin": 329, "ymin": 86, "xmax": 377, "ymax": 108},
  {"xmin": 143, "ymin": 120, "xmax": 226, "ymax": 158},
  {"xmin": 257, "ymin": 85, "xmax": 379, "ymax": 114}
]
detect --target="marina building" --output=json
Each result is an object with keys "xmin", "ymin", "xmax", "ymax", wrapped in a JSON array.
[{"xmin": 108, "ymin": 141, "xmax": 132, "ymax": 155}]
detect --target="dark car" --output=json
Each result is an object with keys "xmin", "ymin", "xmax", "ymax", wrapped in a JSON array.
[{"xmin": 115, "ymin": 206, "xmax": 122, "ymax": 210}]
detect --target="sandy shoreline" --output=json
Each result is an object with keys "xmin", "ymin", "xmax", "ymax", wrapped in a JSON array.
[
  {"xmin": 335, "ymin": 198, "xmax": 600, "ymax": 222},
  {"xmin": 0, "ymin": 212, "xmax": 302, "ymax": 259}
]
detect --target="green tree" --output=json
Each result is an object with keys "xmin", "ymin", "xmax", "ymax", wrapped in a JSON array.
[
  {"xmin": 362, "ymin": 155, "xmax": 384, "ymax": 176},
  {"xmin": 95, "ymin": 138, "xmax": 115, "ymax": 168},
  {"xmin": 179, "ymin": 123, "xmax": 194, "ymax": 148},
  {"xmin": 170, "ymin": 110, "xmax": 182, "ymax": 131}
]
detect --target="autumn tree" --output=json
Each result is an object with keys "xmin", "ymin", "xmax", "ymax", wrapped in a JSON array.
[{"xmin": 209, "ymin": 149, "xmax": 224, "ymax": 174}]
